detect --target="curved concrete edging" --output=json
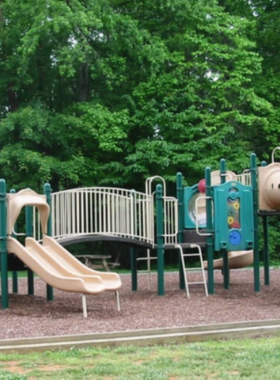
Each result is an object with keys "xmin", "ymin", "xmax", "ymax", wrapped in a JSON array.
[{"xmin": 1, "ymin": 319, "xmax": 280, "ymax": 353}]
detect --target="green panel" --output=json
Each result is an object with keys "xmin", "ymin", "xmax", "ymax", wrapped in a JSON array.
[
  {"xmin": 214, "ymin": 187, "xmax": 229, "ymax": 251},
  {"xmin": 240, "ymin": 187, "xmax": 254, "ymax": 250},
  {"xmin": 214, "ymin": 181, "xmax": 254, "ymax": 252}
]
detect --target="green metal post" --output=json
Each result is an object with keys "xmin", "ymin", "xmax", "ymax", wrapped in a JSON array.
[
  {"xmin": 220, "ymin": 159, "xmax": 226, "ymax": 184},
  {"xmin": 261, "ymin": 160, "xmax": 269, "ymax": 285},
  {"xmin": 25, "ymin": 205, "xmax": 34, "ymax": 295},
  {"xmin": 44, "ymin": 183, "xmax": 54, "ymax": 301},
  {"xmin": 130, "ymin": 190, "xmax": 138, "ymax": 290},
  {"xmin": 222, "ymin": 249, "xmax": 229, "ymax": 289},
  {"xmin": 12, "ymin": 272, "xmax": 18, "ymax": 293},
  {"xmin": 263, "ymin": 216, "xmax": 269, "ymax": 285},
  {"xmin": 205, "ymin": 167, "xmax": 214, "ymax": 294},
  {"xmin": 0, "ymin": 179, "xmax": 8, "ymax": 308},
  {"xmin": 156, "ymin": 184, "xmax": 165, "ymax": 295},
  {"xmin": 176, "ymin": 172, "xmax": 185, "ymax": 289},
  {"xmin": 251, "ymin": 153, "xmax": 260, "ymax": 292},
  {"xmin": 220, "ymin": 159, "xmax": 230, "ymax": 288},
  {"xmin": 10, "ymin": 189, "xmax": 18, "ymax": 294},
  {"xmin": 130, "ymin": 247, "xmax": 137, "ymax": 291}
]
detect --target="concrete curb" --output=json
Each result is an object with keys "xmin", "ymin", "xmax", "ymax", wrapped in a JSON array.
[{"xmin": 1, "ymin": 319, "xmax": 280, "ymax": 353}]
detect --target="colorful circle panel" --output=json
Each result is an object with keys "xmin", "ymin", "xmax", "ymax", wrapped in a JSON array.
[
  {"xmin": 227, "ymin": 216, "xmax": 234, "ymax": 225},
  {"xmin": 233, "ymin": 202, "xmax": 240, "ymax": 210},
  {"xmin": 229, "ymin": 230, "xmax": 242, "ymax": 246}
]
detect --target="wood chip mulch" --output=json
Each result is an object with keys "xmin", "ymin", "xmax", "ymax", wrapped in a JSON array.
[{"xmin": 1, "ymin": 269, "xmax": 280, "ymax": 340}]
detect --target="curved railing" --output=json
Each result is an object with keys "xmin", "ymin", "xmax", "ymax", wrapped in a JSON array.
[{"xmin": 45, "ymin": 187, "xmax": 178, "ymax": 247}]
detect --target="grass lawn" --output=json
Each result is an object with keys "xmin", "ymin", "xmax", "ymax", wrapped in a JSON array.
[{"xmin": 1, "ymin": 335, "xmax": 280, "ymax": 379}]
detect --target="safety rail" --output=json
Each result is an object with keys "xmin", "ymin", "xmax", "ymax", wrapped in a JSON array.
[
  {"xmin": 51, "ymin": 188, "xmax": 154, "ymax": 244},
  {"xmin": 163, "ymin": 196, "xmax": 178, "ymax": 245},
  {"xmin": 236, "ymin": 171, "xmax": 251, "ymax": 186},
  {"xmin": 33, "ymin": 186, "xmax": 178, "ymax": 247}
]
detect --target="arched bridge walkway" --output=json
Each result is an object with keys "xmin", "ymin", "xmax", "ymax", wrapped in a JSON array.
[{"xmin": 48, "ymin": 183, "xmax": 179, "ymax": 248}]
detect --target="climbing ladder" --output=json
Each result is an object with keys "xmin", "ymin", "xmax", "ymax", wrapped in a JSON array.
[{"xmin": 175, "ymin": 244, "xmax": 208, "ymax": 298}]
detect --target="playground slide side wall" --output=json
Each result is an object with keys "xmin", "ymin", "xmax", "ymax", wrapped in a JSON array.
[
  {"xmin": 203, "ymin": 250, "xmax": 254, "ymax": 270},
  {"xmin": 42, "ymin": 235, "xmax": 121, "ymax": 291},
  {"xmin": 7, "ymin": 237, "xmax": 108, "ymax": 294}
]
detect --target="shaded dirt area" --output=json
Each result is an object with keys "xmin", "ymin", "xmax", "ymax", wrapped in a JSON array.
[{"xmin": 1, "ymin": 268, "xmax": 280, "ymax": 340}]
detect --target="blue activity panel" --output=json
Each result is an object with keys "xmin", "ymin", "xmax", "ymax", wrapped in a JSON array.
[{"xmin": 214, "ymin": 181, "xmax": 254, "ymax": 251}]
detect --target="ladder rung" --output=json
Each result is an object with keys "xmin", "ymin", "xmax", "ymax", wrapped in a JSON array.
[
  {"xmin": 186, "ymin": 280, "xmax": 206, "ymax": 284},
  {"xmin": 183, "ymin": 253, "xmax": 201, "ymax": 257},
  {"xmin": 185, "ymin": 268, "xmax": 204, "ymax": 272},
  {"xmin": 137, "ymin": 257, "xmax": 157, "ymax": 261},
  {"xmin": 138, "ymin": 270, "xmax": 153, "ymax": 273}
]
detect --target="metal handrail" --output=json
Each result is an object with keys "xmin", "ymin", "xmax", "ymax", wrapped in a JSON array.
[
  {"xmin": 271, "ymin": 146, "xmax": 280, "ymax": 163},
  {"xmin": 195, "ymin": 196, "xmax": 212, "ymax": 236}
]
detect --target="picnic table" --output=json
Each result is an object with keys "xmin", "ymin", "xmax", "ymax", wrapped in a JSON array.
[{"xmin": 76, "ymin": 254, "xmax": 112, "ymax": 271}]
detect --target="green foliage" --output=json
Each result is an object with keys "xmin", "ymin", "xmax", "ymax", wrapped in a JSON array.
[
  {"xmin": 126, "ymin": 0, "xmax": 271, "ymax": 185},
  {"xmin": 0, "ymin": 0, "xmax": 277, "ymax": 191}
]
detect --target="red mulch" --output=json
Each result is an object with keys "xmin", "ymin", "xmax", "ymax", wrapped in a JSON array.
[{"xmin": 1, "ymin": 269, "xmax": 280, "ymax": 340}]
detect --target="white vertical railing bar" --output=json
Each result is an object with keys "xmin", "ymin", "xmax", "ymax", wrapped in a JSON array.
[
  {"xmin": 77, "ymin": 192, "xmax": 80, "ymax": 234},
  {"xmin": 112, "ymin": 192, "xmax": 116, "ymax": 234},
  {"xmin": 130, "ymin": 193, "xmax": 134, "ymax": 237},
  {"xmin": 56, "ymin": 194, "xmax": 59, "ymax": 237},
  {"xmin": 85, "ymin": 190, "xmax": 88, "ymax": 233},
  {"xmin": 66, "ymin": 192, "xmax": 69, "ymax": 236},
  {"xmin": 150, "ymin": 195, "xmax": 155, "ymax": 246},
  {"xmin": 90, "ymin": 190, "xmax": 93, "ymax": 233},
  {"xmin": 98, "ymin": 190, "xmax": 101, "ymax": 233},
  {"xmin": 84, "ymin": 191, "xmax": 86, "ymax": 233},
  {"xmin": 63, "ymin": 193, "xmax": 66, "ymax": 237},
  {"xmin": 107, "ymin": 192, "xmax": 111, "ymax": 234},
  {"xmin": 103, "ymin": 192, "xmax": 106, "ymax": 234},
  {"xmin": 70, "ymin": 192, "xmax": 72, "ymax": 235},
  {"xmin": 138, "ymin": 199, "xmax": 142, "ymax": 240}
]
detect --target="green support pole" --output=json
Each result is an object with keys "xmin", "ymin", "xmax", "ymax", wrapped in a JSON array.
[
  {"xmin": 10, "ymin": 189, "xmax": 18, "ymax": 294},
  {"xmin": 156, "ymin": 184, "xmax": 165, "ymax": 295},
  {"xmin": 263, "ymin": 215, "xmax": 270, "ymax": 285},
  {"xmin": 0, "ymin": 179, "xmax": 8, "ymax": 308},
  {"xmin": 220, "ymin": 159, "xmax": 226, "ymax": 184},
  {"xmin": 12, "ymin": 271, "xmax": 18, "ymax": 293},
  {"xmin": 44, "ymin": 183, "xmax": 54, "ymax": 301},
  {"xmin": 261, "ymin": 160, "xmax": 270, "ymax": 286},
  {"xmin": 222, "ymin": 249, "xmax": 229, "ymax": 289},
  {"xmin": 220, "ymin": 159, "xmax": 230, "ymax": 289},
  {"xmin": 251, "ymin": 153, "xmax": 260, "ymax": 292},
  {"xmin": 130, "ymin": 247, "xmax": 137, "ymax": 291},
  {"xmin": 205, "ymin": 167, "xmax": 214, "ymax": 294},
  {"xmin": 25, "ymin": 205, "xmax": 34, "ymax": 296},
  {"xmin": 176, "ymin": 172, "xmax": 185, "ymax": 289},
  {"xmin": 130, "ymin": 190, "xmax": 137, "ymax": 291}
]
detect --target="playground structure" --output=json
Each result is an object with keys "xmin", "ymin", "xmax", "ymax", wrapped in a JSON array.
[{"xmin": 1, "ymin": 148, "xmax": 280, "ymax": 312}]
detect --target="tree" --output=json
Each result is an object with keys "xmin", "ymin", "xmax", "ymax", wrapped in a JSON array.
[
  {"xmin": 0, "ymin": 0, "xmax": 271, "ymax": 193},
  {"xmin": 0, "ymin": 0, "xmax": 149, "ymax": 190},
  {"xmin": 125, "ymin": 0, "xmax": 271, "ymax": 185}
]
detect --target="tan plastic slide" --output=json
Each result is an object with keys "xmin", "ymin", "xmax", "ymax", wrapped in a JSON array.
[
  {"xmin": 203, "ymin": 250, "xmax": 254, "ymax": 270},
  {"xmin": 7, "ymin": 188, "xmax": 122, "ymax": 316},
  {"xmin": 8, "ymin": 236, "xmax": 122, "ymax": 294}
]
